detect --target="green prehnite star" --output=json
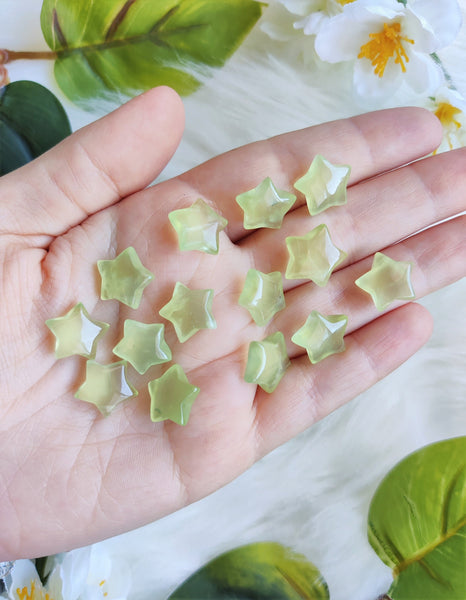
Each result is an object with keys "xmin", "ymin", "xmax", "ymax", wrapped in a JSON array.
[
  {"xmin": 355, "ymin": 252, "xmax": 415, "ymax": 311},
  {"xmin": 244, "ymin": 331, "xmax": 290, "ymax": 393},
  {"xmin": 46, "ymin": 302, "xmax": 109, "ymax": 359},
  {"xmin": 239, "ymin": 269, "xmax": 285, "ymax": 326},
  {"xmin": 285, "ymin": 224, "xmax": 347, "ymax": 285},
  {"xmin": 75, "ymin": 360, "xmax": 138, "ymax": 416},
  {"xmin": 113, "ymin": 320, "xmax": 172, "ymax": 374},
  {"xmin": 97, "ymin": 246, "xmax": 154, "ymax": 309},
  {"xmin": 159, "ymin": 282, "xmax": 216, "ymax": 343},
  {"xmin": 294, "ymin": 155, "xmax": 351, "ymax": 215},
  {"xmin": 291, "ymin": 311, "xmax": 348, "ymax": 364},
  {"xmin": 168, "ymin": 198, "xmax": 228, "ymax": 255},
  {"xmin": 149, "ymin": 364, "xmax": 200, "ymax": 425},
  {"xmin": 236, "ymin": 177, "xmax": 296, "ymax": 229}
]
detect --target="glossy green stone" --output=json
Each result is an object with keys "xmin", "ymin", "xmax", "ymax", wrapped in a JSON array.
[
  {"xmin": 244, "ymin": 331, "xmax": 290, "ymax": 393},
  {"xmin": 149, "ymin": 364, "xmax": 200, "ymax": 425},
  {"xmin": 236, "ymin": 177, "xmax": 296, "ymax": 229},
  {"xmin": 285, "ymin": 224, "xmax": 346, "ymax": 285},
  {"xmin": 291, "ymin": 311, "xmax": 348, "ymax": 364},
  {"xmin": 75, "ymin": 360, "xmax": 138, "ymax": 416},
  {"xmin": 113, "ymin": 320, "xmax": 172, "ymax": 374},
  {"xmin": 239, "ymin": 269, "xmax": 285, "ymax": 326},
  {"xmin": 46, "ymin": 302, "xmax": 109, "ymax": 359},
  {"xmin": 294, "ymin": 155, "xmax": 351, "ymax": 215},
  {"xmin": 159, "ymin": 282, "xmax": 216, "ymax": 343},
  {"xmin": 97, "ymin": 246, "xmax": 154, "ymax": 309},
  {"xmin": 168, "ymin": 198, "xmax": 228, "ymax": 255},
  {"xmin": 355, "ymin": 252, "xmax": 415, "ymax": 311}
]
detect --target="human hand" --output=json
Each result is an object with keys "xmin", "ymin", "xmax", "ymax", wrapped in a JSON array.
[{"xmin": 0, "ymin": 87, "xmax": 464, "ymax": 560}]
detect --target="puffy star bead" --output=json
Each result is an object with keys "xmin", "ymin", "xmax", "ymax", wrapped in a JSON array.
[
  {"xmin": 355, "ymin": 252, "xmax": 415, "ymax": 311},
  {"xmin": 113, "ymin": 320, "xmax": 172, "ymax": 374},
  {"xmin": 285, "ymin": 224, "xmax": 346, "ymax": 285},
  {"xmin": 46, "ymin": 303, "xmax": 109, "ymax": 359},
  {"xmin": 97, "ymin": 246, "xmax": 154, "ymax": 309},
  {"xmin": 236, "ymin": 177, "xmax": 296, "ymax": 229},
  {"xmin": 159, "ymin": 282, "xmax": 216, "ymax": 343},
  {"xmin": 292, "ymin": 311, "xmax": 348, "ymax": 364},
  {"xmin": 244, "ymin": 331, "xmax": 290, "ymax": 393},
  {"xmin": 168, "ymin": 198, "xmax": 228, "ymax": 255},
  {"xmin": 239, "ymin": 269, "xmax": 285, "ymax": 326},
  {"xmin": 149, "ymin": 364, "xmax": 200, "ymax": 425},
  {"xmin": 294, "ymin": 155, "xmax": 351, "ymax": 216},
  {"xmin": 75, "ymin": 360, "xmax": 138, "ymax": 416}
]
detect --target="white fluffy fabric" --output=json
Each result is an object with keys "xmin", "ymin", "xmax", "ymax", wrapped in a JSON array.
[{"xmin": 2, "ymin": 2, "xmax": 466, "ymax": 598}]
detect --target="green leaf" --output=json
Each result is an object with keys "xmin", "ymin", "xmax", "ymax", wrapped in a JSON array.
[
  {"xmin": 0, "ymin": 80, "xmax": 71, "ymax": 175},
  {"xmin": 368, "ymin": 437, "xmax": 466, "ymax": 599},
  {"xmin": 168, "ymin": 542, "xmax": 329, "ymax": 599},
  {"xmin": 40, "ymin": 0, "xmax": 264, "ymax": 110}
]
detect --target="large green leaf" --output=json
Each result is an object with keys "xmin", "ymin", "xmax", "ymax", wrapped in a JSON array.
[
  {"xmin": 40, "ymin": 0, "xmax": 263, "ymax": 110},
  {"xmin": 368, "ymin": 437, "xmax": 466, "ymax": 599},
  {"xmin": 0, "ymin": 80, "xmax": 71, "ymax": 175},
  {"xmin": 168, "ymin": 542, "xmax": 329, "ymax": 599}
]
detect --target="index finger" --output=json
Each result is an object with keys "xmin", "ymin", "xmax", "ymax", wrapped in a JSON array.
[{"xmin": 175, "ymin": 107, "xmax": 442, "ymax": 242}]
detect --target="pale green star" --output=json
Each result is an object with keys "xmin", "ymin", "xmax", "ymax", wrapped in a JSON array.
[
  {"xmin": 294, "ymin": 155, "xmax": 351, "ymax": 215},
  {"xmin": 291, "ymin": 311, "xmax": 348, "ymax": 364},
  {"xmin": 113, "ymin": 320, "xmax": 172, "ymax": 374},
  {"xmin": 159, "ymin": 282, "xmax": 216, "ymax": 343},
  {"xmin": 239, "ymin": 269, "xmax": 285, "ymax": 326},
  {"xmin": 355, "ymin": 252, "xmax": 415, "ymax": 311},
  {"xmin": 236, "ymin": 177, "xmax": 296, "ymax": 229},
  {"xmin": 285, "ymin": 224, "xmax": 347, "ymax": 286},
  {"xmin": 97, "ymin": 246, "xmax": 154, "ymax": 309},
  {"xmin": 46, "ymin": 302, "xmax": 109, "ymax": 359},
  {"xmin": 75, "ymin": 360, "xmax": 138, "ymax": 416},
  {"xmin": 168, "ymin": 198, "xmax": 228, "ymax": 254},
  {"xmin": 149, "ymin": 364, "xmax": 200, "ymax": 425},
  {"xmin": 244, "ymin": 331, "xmax": 290, "ymax": 393}
]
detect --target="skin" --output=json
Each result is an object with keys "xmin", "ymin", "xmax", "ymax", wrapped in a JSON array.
[{"xmin": 0, "ymin": 86, "xmax": 464, "ymax": 560}]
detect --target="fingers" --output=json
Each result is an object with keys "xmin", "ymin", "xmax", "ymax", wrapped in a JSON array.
[
  {"xmin": 242, "ymin": 147, "xmax": 466, "ymax": 280},
  {"xmin": 272, "ymin": 215, "xmax": 465, "ymax": 356},
  {"xmin": 255, "ymin": 302, "xmax": 433, "ymax": 456},
  {"xmin": 0, "ymin": 86, "xmax": 185, "ymax": 239},
  {"xmin": 176, "ymin": 107, "xmax": 442, "ymax": 241}
]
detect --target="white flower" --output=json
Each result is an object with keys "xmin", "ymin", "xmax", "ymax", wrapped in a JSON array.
[
  {"xmin": 430, "ymin": 86, "xmax": 466, "ymax": 153},
  {"xmin": 3, "ymin": 547, "xmax": 130, "ymax": 600},
  {"xmin": 313, "ymin": 0, "xmax": 462, "ymax": 97}
]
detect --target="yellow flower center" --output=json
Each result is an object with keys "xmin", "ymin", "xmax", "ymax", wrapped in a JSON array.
[
  {"xmin": 336, "ymin": 0, "xmax": 356, "ymax": 4},
  {"xmin": 358, "ymin": 22, "xmax": 414, "ymax": 77},
  {"xmin": 16, "ymin": 581, "xmax": 53, "ymax": 600},
  {"xmin": 435, "ymin": 102, "xmax": 462, "ymax": 130}
]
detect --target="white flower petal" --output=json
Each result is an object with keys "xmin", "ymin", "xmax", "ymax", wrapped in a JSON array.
[
  {"xmin": 435, "ymin": 86, "xmax": 466, "ymax": 111},
  {"xmin": 401, "ymin": 8, "xmax": 438, "ymax": 53},
  {"xmin": 279, "ymin": 0, "xmax": 322, "ymax": 16},
  {"xmin": 404, "ymin": 51, "xmax": 443, "ymax": 94},
  {"xmin": 7, "ymin": 561, "xmax": 45, "ymax": 600},
  {"xmin": 315, "ymin": 13, "xmax": 381, "ymax": 62},
  {"xmin": 353, "ymin": 55, "xmax": 402, "ymax": 98},
  {"xmin": 410, "ymin": 0, "xmax": 462, "ymax": 47},
  {"xmin": 59, "ymin": 548, "xmax": 91, "ymax": 600},
  {"xmin": 296, "ymin": 12, "xmax": 328, "ymax": 35}
]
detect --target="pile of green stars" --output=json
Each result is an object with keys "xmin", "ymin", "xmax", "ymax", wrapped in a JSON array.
[{"xmin": 46, "ymin": 155, "xmax": 415, "ymax": 424}]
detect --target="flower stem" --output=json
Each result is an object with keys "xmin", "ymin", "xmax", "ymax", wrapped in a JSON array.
[
  {"xmin": 431, "ymin": 52, "xmax": 457, "ymax": 90},
  {"xmin": 0, "ymin": 49, "xmax": 58, "ymax": 63}
]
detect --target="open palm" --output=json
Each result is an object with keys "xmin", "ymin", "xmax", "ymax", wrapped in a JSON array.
[{"xmin": 0, "ymin": 87, "xmax": 464, "ymax": 561}]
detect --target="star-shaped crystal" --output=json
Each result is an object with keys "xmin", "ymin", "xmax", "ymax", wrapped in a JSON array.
[
  {"xmin": 75, "ymin": 360, "xmax": 138, "ymax": 416},
  {"xmin": 285, "ymin": 224, "xmax": 346, "ymax": 285},
  {"xmin": 239, "ymin": 269, "xmax": 285, "ymax": 326},
  {"xmin": 113, "ymin": 320, "xmax": 172, "ymax": 374},
  {"xmin": 46, "ymin": 302, "xmax": 109, "ymax": 359},
  {"xmin": 294, "ymin": 155, "xmax": 351, "ymax": 216},
  {"xmin": 159, "ymin": 282, "xmax": 216, "ymax": 342},
  {"xmin": 149, "ymin": 364, "xmax": 200, "ymax": 425},
  {"xmin": 291, "ymin": 311, "xmax": 348, "ymax": 364},
  {"xmin": 236, "ymin": 177, "xmax": 296, "ymax": 229},
  {"xmin": 97, "ymin": 246, "xmax": 154, "ymax": 309},
  {"xmin": 355, "ymin": 252, "xmax": 415, "ymax": 311},
  {"xmin": 244, "ymin": 331, "xmax": 290, "ymax": 393},
  {"xmin": 168, "ymin": 198, "xmax": 228, "ymax": 255}
]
